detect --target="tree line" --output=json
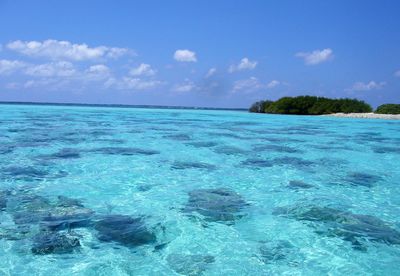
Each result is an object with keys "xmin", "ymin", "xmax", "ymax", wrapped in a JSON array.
[{"xmin": 249, "ymin": 96, "xmax": 400, "ymax": 115}]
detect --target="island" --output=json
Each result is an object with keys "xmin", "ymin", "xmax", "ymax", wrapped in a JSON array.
[{"xmin": 249, "ymin": 96, "xmax": 400, "ymax": 119}]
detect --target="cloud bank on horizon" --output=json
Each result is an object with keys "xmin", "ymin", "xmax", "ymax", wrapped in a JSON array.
[
  {"xmin": 0, "ymin": 38, "xmax": 394, "ymax": 107},
  {"xmin": 0, "ymin": 39, "xmax": 319, "ymax": 94},
  {"xmin": 7, "ymin": 39, "xmax": 132, "ymax": 61},
  {"xmin": 0, "ymin": 1, "xmax": 399, "ymax": 107}
]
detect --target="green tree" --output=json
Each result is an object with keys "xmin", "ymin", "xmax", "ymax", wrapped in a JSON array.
[
  {"xmin": 375, "ymin": 104, "xmax": 400, "ymax": 114},
  {"xmin": 249, "ymin": 96, "xmax": 373, "ymax": 115}
]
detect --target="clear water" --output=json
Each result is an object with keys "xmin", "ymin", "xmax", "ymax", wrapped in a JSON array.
[{"xmin": 0, "ymin": 104, "xmax": 399, "ymax": 275}]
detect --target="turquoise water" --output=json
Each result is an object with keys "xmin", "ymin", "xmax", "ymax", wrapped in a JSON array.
[{"xmin": 0, "ymin": 104, "xmax": 399, "ymax": 275}]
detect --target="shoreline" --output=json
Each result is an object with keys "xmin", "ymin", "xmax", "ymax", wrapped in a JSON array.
[{"xmin": 323, "ymin": 112, "xmax": 400, "ymax": 120}]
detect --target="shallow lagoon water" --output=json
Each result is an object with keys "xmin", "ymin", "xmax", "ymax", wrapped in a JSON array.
[{"xmin": 0, "ymin": 104, "xmax": 400, "ymax": 275}]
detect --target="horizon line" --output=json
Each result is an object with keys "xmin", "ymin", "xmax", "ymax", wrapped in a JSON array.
[{"xmin": 0, "ymin": 101, "xmax": 248, "ymax": 111}]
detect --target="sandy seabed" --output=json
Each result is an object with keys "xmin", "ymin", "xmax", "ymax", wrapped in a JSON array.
[{"xmin": 323, "ymin": 113, "xmax": 400, "ymax": 120}]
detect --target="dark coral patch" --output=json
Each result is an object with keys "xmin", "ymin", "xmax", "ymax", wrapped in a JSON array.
[
  {"xmin": 1, "ymin": 166, "xmax": 49, "ymax": 181},
  {"xmin": 214, "ymin": 146, "xmax": 248, "ymax": 155},
  {"xmin": 40, "ymin": 206, "xmax": 94, "ymax": 231},
  {"xmin": 38, "ymin": 148, "xmax": 81, "ymax": 160},
  {"xmin": 2, "ymin": 191, "xmax": 94, "ymax": 233},
  {"xmin": 0, "ymin": 190, "xmax": 10, "ymax": 211},
  {"xmin": 171, "ymin": 161, "xmax": 216, "ymax": 170},
  {"xmin": 274, "ymin": 205, "xmax": 400, "ymax": 249},
  {"xmin": 184, "ymin": 188, "xmax": 248, "ymax": 224},
  {"xmin": 167, "ymin": 254, "xmax": 215, "ymax": 275},
  {"xmin": 94, "ymin": 215, "xmax": 156, "ymax": 247},
  {"xmin": 31, "ymin": 232, "xmax": 81, "ymax": 255},
  {"xmin": 56, "ymin": 196, "xmax": 84, "ymax": 208},
  {"xmin": 372, "ymin": 146, "xmax": 400, "ymax": 154},
  {"xmin": 0, "ymin": 145, "xmax": 14, "ymax": 154},
  {"xmin": 207, "ymin": 132, "xmax": 246, "ymax": 139},
  {"xmin": 345, "ymin": 172, "xmax": 382, "ymax": 187},
  {"xmin": 1, "ymin": 166, "xmax": 67, "ymax": 181},
  {"xmin": 186, "ymin": 141, "xmax": 219, "ymax": 148},
  {"xmin": 253, "ymin": 144, "xmax": 301, "ymax": 153},
  {"xmin": 273, "ymin": 157, "xmax": 314, "ymax": 169},
  {"xmin": 240, "ymin": 158, "xmax": 273, "ymax": 168},
  {"xmin": 288, "ymin": 180, "xmax": 314, "ymax": 190},
  {"xmin": 163, "ymin": 134, "xmax": 192, "ymax": 141},
  {"xmin": 90, "ymin": 147, "xmax": 160, "ymax": 156},
  {"xmin": 259, "ymin": 240, "xmax": 301, "ymax": 264}
]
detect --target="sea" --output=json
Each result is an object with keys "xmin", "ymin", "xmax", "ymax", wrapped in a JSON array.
[{"xmin": 0, "ymin": 103, "xmax": 399, "ymax": 275}]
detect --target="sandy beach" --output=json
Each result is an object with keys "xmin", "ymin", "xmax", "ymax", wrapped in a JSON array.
[{"xmin": 323, "ymin": 113, "xmax": 400, "ymax": 120}]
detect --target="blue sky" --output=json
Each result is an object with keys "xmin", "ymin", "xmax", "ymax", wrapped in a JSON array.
[{"xmin": 0, "ymin": 0, "xmax": 399, "ymax": 108}]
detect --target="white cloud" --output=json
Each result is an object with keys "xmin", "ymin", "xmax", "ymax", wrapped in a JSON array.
[
  {"xmin": 0, "ymin": 59, "xmax": 27, "ymax": 74},
  {"xmin": 1, "ymin": 59, "xmax": 112, "ymax": 80},
  {"xmin": 129, "ymin": 63, "xmax": 156, "ymax": 76},
  {"xmin": 346, "ymin": 81, "xmax": 386, "ymax": 92},
  {"xmin": 394, "ymin": 70, "xmax": 400, "ymax": 77},
  {"xmin": 7, "ymin": 39, "xmax": 131, "ymax": 61},
  {"xmin": 85, "ymin": 64, "xmax": 111, "ymax": 79},
  {"xmin": 173, "ymin": 49, "xmax": 197, "ymax": 62},
  {"xmin": 6, "ymin": 78, "xmax": 72, "ymax": 91},
  {"xmin": 106, "ymin": 77, "xmax": 162, "ymax": 91},
  {"xmin": 121, "ymin": 77, "xmax": 161, "ymax": 90},
  {"xmin": 23, "ymin": 79, "xmax": 64, "ymax": 89},
  {"xmin": 106, "ymin": 47, "xmax": 130, "ymax": 59},
  {"xmin": 24, "ymin": 61, "xmax": 76, "ymax": 77},
  {"xmin": 232, "ymin": 77, "xmax": 281, "ymax": 93},
  {"xmin": 229, "ymin": 58, "xmax": 258, "ymax": 73},
  {"xmin": 172, "ymin": 79, "xmax": 197, "ymax": 92},
  {"xmin": 1, "ymin": 60, "xmax": 115, "ymax": 91},
  {"xmin": 296, "ymin": 48, "xmax": 333, "ymax": 65},
  {"xmin": 205, "ymin": 68, "xmax": 216, "ymax": 78},
  {"xmin": 266, "ymin": 80, "xmax": 280, "ymax": 88},
  {"xmin": 232, "ymin": 77, "xmax": 264, "ymax": 93}
]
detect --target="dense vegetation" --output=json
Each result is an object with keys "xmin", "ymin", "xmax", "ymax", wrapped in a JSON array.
[
  {"xmin": 375, "ymin": 104, "xmax": 400, "ymax": 115},
  {"xmin": 249, "ymin": 100, "xmax": 273, "ymax": 113},
  {"xmin": 249, "ymin": 96, "xmax": 373, "ymax": 115}
]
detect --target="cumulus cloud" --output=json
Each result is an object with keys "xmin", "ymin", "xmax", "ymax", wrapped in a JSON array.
[
  {"xmin": 0, "ymin": 59, "xmax": 27, "ymax": 74},
  {"xmin": 1, "ymin": 60, "xmax": 112, "ymax": 80},
  {"xmin": 1, "ymin": 59, "xmax": 116, "ymax": 91},
  {"xmin": 394, "ymin": 70, "xmax": 400, "ymax": 77},
  {"xmin": 23, "ymin": 78, "xmax": 68, "ymax": 89},
  {"xmin": 23, "ymin": 79, "xmax": 50, "ymax": 88},
  {"xmin": 232, "ymin": 77, "xmax": 264, "ymax": 93},
  {"xmin": 229, "ymin": 58, "xmax": 257, "ymax": 73},
  {"xmin": 105, "ymin": 77, "xmax": 162, "ymax": 91},
  {"xmin": 296, "ymin": 48, "xmax": 333, "ymax": 65},
  {"xmin": 24, "ymin": 61, "xmax": 76, "ymax": 77},
  {"xmin": 346, "ymin": 81, "xmax": 386, "ymax": 92},
  {"xmin": 173, "ymin": 49, "xmax": 197, "ymax": 62},
  {"xmin": 0, "ymin": 57, "xmax": 163, "ymax": 92},
  {"xmin": 106, "ymin": 47, "xmax": 131, "ymax": 59},
  {"xmin": 129, "ymin": 63, "xmax": 156, "ymax": 76},
  {"xmin": 232, "ymin": 77, "xmax": 281, "ymax": 93},
  {"xmin": 85, "ymin": 64, "xmax": 111, "ymax": 79},
  {"xmin": 171, "ymin": 79, "xmax": 197, "ymax": 92},
  {"xmin": 120, "ymin": 77, "xmax": 161, "ymax": 90},
  {"xmin": 266, "ymin": 80, "xmax": 280, "ymax": 88},
  {"xmin": 6, "ymin": 78, "xmax": 73, "ymax": 91},
  {"xmin": 103, "ymin": 63, "xmax": 160, "ymax": 90},
  {"xmin": 205, "ymin": 68, "xmax": 217, "ymax": 78},
  {"xmin": 7, "ymin": 39, "xmax": 131, "ymax": 61}
]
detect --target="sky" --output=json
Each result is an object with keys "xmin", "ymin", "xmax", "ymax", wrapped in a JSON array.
[{"xmin": 0, "ymin": 0, "xmax": 399, "ymax": 108}]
